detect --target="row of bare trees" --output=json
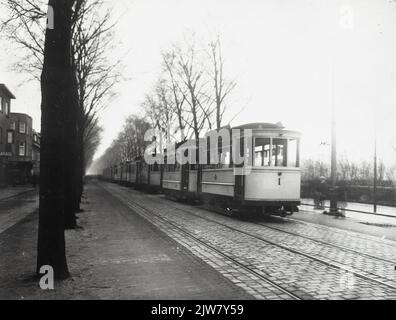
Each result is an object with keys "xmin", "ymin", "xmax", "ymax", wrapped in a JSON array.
[
  {"xmin": 1, "ymin": 0, "xmax": 120, "ymax": 278},
  {"xmin": 92, "ymin": 35, "xmax": 237, "ymax": 174},
  {"xmin": 144, "ymin": 35, "xmax": 237, "ymax": 144},
  {"xmin": 302, "ymin": 159, "xmax": 396, "ymax": 186},
  {"xmin": 90, "ymin": 115, "xmax": 151, "ymax": 174}
]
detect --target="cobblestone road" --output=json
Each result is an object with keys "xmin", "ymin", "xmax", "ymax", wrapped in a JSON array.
[{"xmin": 102, "ymin": 182, "xmax": 396, "ymax": 300}]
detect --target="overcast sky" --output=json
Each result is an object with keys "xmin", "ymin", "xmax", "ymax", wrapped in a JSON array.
[{"xmin": 1, "ymin": 0, "xmax": 396, "ymax": 166}]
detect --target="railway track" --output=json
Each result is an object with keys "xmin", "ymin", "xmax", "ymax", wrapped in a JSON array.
[
  {"xmin": 160, "ymin": 201, "xmax": 396, "ymax": 291},
  {"xmin": 126, "ymin": 187, "xmax": 396, "ymax": 290},
  {"xmin": 104, "ymin": 183, "xmax": 396, "ymax": 298},
  {"xmin": 146, "ymin": 192, "xmax": 396, "ymax": 262},
  {"xmin": 252, "ymin": 221, "xmax": 396, "ymax": 265},
  {"xmin": 0, "ymin": 189, "xmax": 37, "ymax": 202},
  {"xmin": 285, "ymin": 216, "xmax": 396, "ymax": 248},
  {"xmin": 161, "ymin": 196, "xmax": 396, "ymax": 264},
  {"xmin": 102, "ymin": 184, "xmax": 301, "ymax": 300}
]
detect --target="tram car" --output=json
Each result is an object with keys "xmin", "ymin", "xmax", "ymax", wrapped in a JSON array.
[{"xmin": 103, "ymin": 122, "xmax": 301, "ymax": 217}]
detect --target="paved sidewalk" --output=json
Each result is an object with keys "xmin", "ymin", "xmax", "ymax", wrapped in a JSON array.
[
  {"xmin": 302, "ymin": 198, "xmax": 396, "ymax": 219},
  {"xmin": 0, "ymin": 183, "xmax": 252, "ymax": 300},
  {"xmin": 299, "ymin": 200, "xmax": 396, "ymax": 242}
]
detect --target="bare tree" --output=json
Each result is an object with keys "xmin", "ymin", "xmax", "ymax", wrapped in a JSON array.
[
  {"xmin": 172, "ymin": 42, "xmax": 214, "ymax": 141},
  {"xmin": 83, "ymin": 117, "xmax": 103, "ymax": 171},
  {"xmin": 72, "ymin": 0, "xmax": 121, "ymax": 216},
  {"xmin": 162, "ymin": 52, "xmax": 188, "ymax": 141},
  {"xmin": 36, "ymin": 0, "xmax": 73, "ymax": 280},
  {"xmin": 207, "ymin": 35, "xmax": 237, "ymax": 129},
  {"xmin": 92, "ymin": 116, "xmax": 151, "ymax": 174},
  {"xmin": 0, "ymin": 0, "xmax": 46, "ymax": 80},
  {"xmin": 1, "ymin": 0, "xmax": 121, "ymax": 227}
]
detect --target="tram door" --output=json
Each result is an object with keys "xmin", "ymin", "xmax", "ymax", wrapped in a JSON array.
[
  {"xmin": 234, "ymin": 174, "xmax": 245, "ymax": 201},
  {"xmin": 234, "ymin": 136, "xmax": 245, "ymax": 201},
  {"xmin": 181, "ymin": 164, "xmax": 189, "ymax": 191}
]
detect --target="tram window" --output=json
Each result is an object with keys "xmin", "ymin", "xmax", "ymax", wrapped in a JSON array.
[
  {"xmin": 272, "ymin": 139, "xmax": 287, "ymax": 167},
  {"xmin": 254, "ymin": 138, "xmax": 271, "ymax": 167},
  {"xmin": 288, "ymin": 139, "xmax": 299, "ymax": 167},
  {"xmin": 222, "ymin": 151, "xmax": 231, "ymax": 168}
]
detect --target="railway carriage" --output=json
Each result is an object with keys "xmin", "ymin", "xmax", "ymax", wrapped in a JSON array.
[
  {"xmin": 119, "ymin": 162, "xmax": 128, "ymax": 185},
  {"xmin": 148, "ymin": 162, "xmax": 162, "ymax": 192},
  {"xmin": 130, "ymin": 157, "xmax": 162, "ymax": 192},
  {"xmin": 200, "ymin": 123, "xmax": 301, "ymax": 216},
  {"xmin": 162, "ymin": 146, "xmax": 200, "ymax": 201},
  {"xmin": 113, "ymin": 164, "xmax": 121, "ymax": 183},
  {"xmin": 102, "ymin": 122, "xmax": 301, "ymax": 217},
  {"xmin": 127, "ymin": 161, "xmax": 137, "ymax": 186}
]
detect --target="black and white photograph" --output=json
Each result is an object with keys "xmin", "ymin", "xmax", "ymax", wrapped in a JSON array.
[{"xmin": 0, "ymin": 0, "xmax": 396, "ymax": 306}]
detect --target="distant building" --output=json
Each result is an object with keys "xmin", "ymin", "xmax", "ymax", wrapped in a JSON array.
[
  {"xmin": 0, "ymin": 84, "xmax": 40, "ymax": 187},
  {"xmin": 32, "ymin": 130, "xmax": 41, "ymax": 176},
  {"xmin": 6, "ymin": 113, "xmax": 34, "ymax": 185},
  {"xmin": 0, "ymin": 84, "xmax": 15, "ymax": 187}
]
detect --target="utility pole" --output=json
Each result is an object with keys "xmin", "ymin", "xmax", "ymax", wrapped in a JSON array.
[
  {"xmin": 328, "ymin": 4, "xmax": 354, "ymax": 216},
  {"xmin": 329, "ymin": 56, "xmax": 339, "ymax": 216},
  {"xmin": 373, "ymin": 132, "xmax": 377, "ymax": 213}
]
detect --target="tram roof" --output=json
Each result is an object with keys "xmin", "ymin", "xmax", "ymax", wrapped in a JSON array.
[{"xmin": 232, "ymin": 122, "xmax": 285, "ymax": 130}]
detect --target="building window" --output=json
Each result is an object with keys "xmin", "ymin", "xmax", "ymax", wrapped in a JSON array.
[
  {"xmin": 10, "ymin": 122, "xmax": 15, "ymax": 130},
  {"xmin": 19, "ymin": 141, "xmax": 26, "ymax": 156},
  {"xmin": 1, "ymin": 98, "xmax": 10, "ymax": 115},
  {"xmin": 19, "ymin": 122, "xmax": 26, "ymax": 134},
  {"xmin": 7, "ymin": 131, "xmax": 13, "ymax": 144}
]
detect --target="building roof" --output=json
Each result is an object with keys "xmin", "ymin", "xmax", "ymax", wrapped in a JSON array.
[
  {"xmin": 0, "ymin": 84, "xmax": 16, "ymax": 99},
  {"xmin": 9, "ymin": 112, "xmax": 33, "ymax": 119}
]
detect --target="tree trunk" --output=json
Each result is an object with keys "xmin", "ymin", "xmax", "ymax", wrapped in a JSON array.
[
  {"xmin": 64, "ymin": 61, "xmax": 79, "ymax": 229},
  {"xmin": 37, "ymin": 0, "xmax": 73, "ymax": 280}
]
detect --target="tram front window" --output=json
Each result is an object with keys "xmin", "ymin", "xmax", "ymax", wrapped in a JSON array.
[
  {"xmin": 272, "ymin": 139, "xmax": 287, "ymax": 167},
  {"xmin": 288, "ymin": 139, "xmax": 299, "ymax": 168},
  {"xmin": 255, "ymin": 138, "xmax": 299, "ymax": 168},
  {"xmin": 255, "ymin": 138, "xmax": 271, "ymax": 167}
]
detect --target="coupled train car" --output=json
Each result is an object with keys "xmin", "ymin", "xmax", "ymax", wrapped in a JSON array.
[{"xmin": 102, "ymin": 123, "xmax": 302, "ymax": 217}]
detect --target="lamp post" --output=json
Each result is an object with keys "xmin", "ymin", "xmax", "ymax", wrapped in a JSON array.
[
  {"xmin": 328, "ymin": 5, "xmax": 354, "ymax": 216},
  {"xmin": 373, "ymin": 131, "xmax": 378, "ymax": 213},
  {"xmin": 329, "ymin": 87, "xmax": 339, "ymax": 215},
  {"xmin": 328, "ymin": 30, "xmax": 340, "ymax": 216}
]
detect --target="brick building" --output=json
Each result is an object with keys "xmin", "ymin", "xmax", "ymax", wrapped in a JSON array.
[
  {"xmin": 6, "ymin": 113, "xmax": 34, "ymax": 184},
  {"xmin": 32, "ymin": 130, "xmax": 41, "ymax": 176},
  {"xmin": 0, "ymin": 84, "xmax": 40, "ymax": 187},
  {"xmin": 0, "ymin": 84, "xmax": 15, "ymax": 187}
]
